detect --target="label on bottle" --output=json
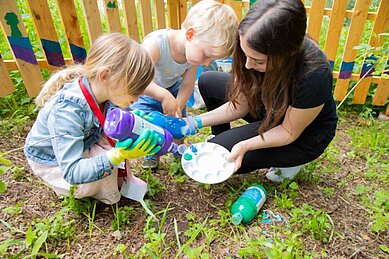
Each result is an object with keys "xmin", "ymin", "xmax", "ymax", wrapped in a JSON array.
[
  {"xmin": 132, "ymin": 115, "xmax": 165, "ymax": 141},
  {"xmin": 240, "ymin": 186, "xmax": 266, "ymax": 212}
]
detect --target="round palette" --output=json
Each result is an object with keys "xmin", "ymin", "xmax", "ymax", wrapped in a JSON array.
[{"xmin": 181, "ymin": 142, "xmax": 235, "ymax": 184}]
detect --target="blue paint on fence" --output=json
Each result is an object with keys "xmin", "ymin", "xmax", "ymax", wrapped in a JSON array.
[
  {"xmin": 7, "ymin": 36, "xmax": 38, "ymax": 64},
  {"xmin": 339, "ymin": 61, "xmax": 355, "ymax": 79},
  {"xmin": 41, "ymin": 39, "xmax": 65, "ymax": 67},
  {"xmin": 70, "ymin": 44, "xmax": 87, "ymax": 63}
]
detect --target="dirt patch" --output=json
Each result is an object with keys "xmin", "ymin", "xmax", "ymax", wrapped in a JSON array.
[{"xmin": 0, "ymin": 113, "xmax": 388, "ymax": 258}]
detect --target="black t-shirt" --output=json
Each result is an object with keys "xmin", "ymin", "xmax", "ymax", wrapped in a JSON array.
[{"xmin": 292, "ymin": 48, "xmax": 338, "ymax": 137}]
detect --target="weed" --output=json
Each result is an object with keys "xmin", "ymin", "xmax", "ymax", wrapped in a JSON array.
[
  {"xmin": 320, "ymin": 186, "xmax": 335, "ymax": 198},
  {"xmin": 290, "ymin": 204, "xmax": 334, "ymax": 243},
  {"xmin": 138, "ymin": 206, "xmax": 172, "ymax": 257},
  {"xmin": 348, "ymin": 118, "xmax": 389, "ymax": 156},
  {"xmin": 2, "ymin": 201, "xmax": 25, "ymax": 216},
  {"xmin": 360, "ymin": 189, "xmax": 389, "ymax": 234},
  {"xmin": 111, "ymin": 205, "xmax": 136, "ymax": 231},
  {"xmin": 0, "ymin": 156, "xmax": 12, "ymax": 193},
  {"xmin": 238, "ymin": 231, "xmax": 306, "ymax": 258},
  {"xmin": 274, "ymin": 191, "xmax": 295, "ymax": 210},
  {"xmin": 140, "ymin": 168, "xmax": 165, "ymax": 197}
]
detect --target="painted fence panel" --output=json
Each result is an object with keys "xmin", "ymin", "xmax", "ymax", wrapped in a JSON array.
[
  {"xmin": 333, "ymin": 0, "xmax": 371, "ymax": 101},
  {"xmin": 26, "ymin": 0, "xmax": 65, "ymax": 69},
  {"xmin": 0, "ymin": 0, "xmax": 44, "ymax": 97},
  {"xmin": 324, "ymin": 0, "xmax": 348, "ymax": 68},
  {"xmin": 56, "ymin": 0, "xmax": 87, "ymax": 63},
  {"xmin": 103, "ymin": 0, "xmax": 122, "ymax": 33},
  {"xmin": 353, "ymin": 1, "xmax": 389, "ymax": 105}
]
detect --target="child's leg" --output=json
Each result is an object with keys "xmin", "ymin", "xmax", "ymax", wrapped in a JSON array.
[{"xmin": 27, "ymin": 138, "xmax": 121, "ymax": 204}]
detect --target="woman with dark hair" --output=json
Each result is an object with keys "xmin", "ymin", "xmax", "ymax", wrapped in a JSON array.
[{"xmin": 189, "ymin": 0, "xmax": 338, "ymax": 182}]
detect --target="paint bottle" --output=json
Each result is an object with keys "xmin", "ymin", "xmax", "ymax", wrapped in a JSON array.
[
  {"xmin": 104, "ymin": 108, "xmax": 177, "ymax": 156},
  {"xmin": 145, "ymin": 111, "xmax": 191, "ymax": 139},
  {"xmin": 231, "ymin": 184, "xmax": 267, "ymax": 225}
]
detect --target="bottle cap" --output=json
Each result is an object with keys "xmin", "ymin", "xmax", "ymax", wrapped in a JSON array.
[
  {"xmin": 231, "ymin": 212, "xmax": 243, "ymax": 225},
  {"xmin": 177, "ymin": 144, "xmax": 187, "ymax": 155}
]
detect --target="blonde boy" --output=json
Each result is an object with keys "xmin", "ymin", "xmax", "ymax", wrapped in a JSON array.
[{"xmin": 131, "ymin": 0, "xmax": 238, "ymax": 169}]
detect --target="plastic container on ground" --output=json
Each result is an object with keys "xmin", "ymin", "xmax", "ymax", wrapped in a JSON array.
[{"xmin": 231, "ymin": 184, "xmax": 267, "ymax": 225}]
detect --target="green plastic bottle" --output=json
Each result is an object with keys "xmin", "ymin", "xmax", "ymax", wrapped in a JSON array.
[{"xmin": 231, "ymin": 184, "xmax": 267, "ymax": 225}]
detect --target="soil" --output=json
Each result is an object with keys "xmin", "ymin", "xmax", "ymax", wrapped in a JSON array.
[{"xmin": 0, "ymin": 113, "xmax": 388, "ymax": 258}]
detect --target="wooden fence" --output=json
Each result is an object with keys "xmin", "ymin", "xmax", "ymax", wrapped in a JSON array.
[{"xmin": 0, "ymin": 0, "xmax": 388, "ymax": 114}]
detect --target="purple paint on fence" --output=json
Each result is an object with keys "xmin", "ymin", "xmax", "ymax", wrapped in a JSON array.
[
  {"xmin": 10, "ymin": 44, "xmax": 38, "ymax": 65},
  {"xmin": 41, "ymin": 38, "xmax": 65, "ymax": 67},
  {"xmin": 338, "ymin": 70, "xmax": 352, "ymax": 79},
  {"xmin": 45, "ymin": 51, "xmax": 65, "ymax": 67},
  {"xmin": 338, "ymin": 61, "xmax": 354, "ymax": 79},
  {"xmin": 70, "ymin": 44, "xmax": 86, "ymax": 64}
]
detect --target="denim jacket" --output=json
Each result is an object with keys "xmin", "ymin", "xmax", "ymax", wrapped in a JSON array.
[{"xmin": 24, "ymin": 77, "xmax": 114, "ymax": 184}]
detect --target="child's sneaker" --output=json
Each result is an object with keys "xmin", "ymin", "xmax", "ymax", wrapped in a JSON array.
[
  {"xmin": 141, "ymin": 155, "xmax": 159, "ymax": 169},
  {"xmin": 265, "ymin": 165, "xmax": 303, "ymax": 183}
]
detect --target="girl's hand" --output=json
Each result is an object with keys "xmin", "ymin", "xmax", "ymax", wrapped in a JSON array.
[
  {"xmin": 227, "ymin": 141, "xmax": 249, "ymax": 173},
  {"xmin": 161, "ymin": 93, "xmax": 178, "ymax": 116}
]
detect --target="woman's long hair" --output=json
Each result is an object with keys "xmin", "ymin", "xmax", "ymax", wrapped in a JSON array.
[{"xmin": 228, "ymin": 0, "xmax": 329, "ymax": 135}]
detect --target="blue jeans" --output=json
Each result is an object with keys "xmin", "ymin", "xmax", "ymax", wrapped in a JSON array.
[{"xmin": 131, "ymin": 79, "xmax": 187, "ymax": 116}]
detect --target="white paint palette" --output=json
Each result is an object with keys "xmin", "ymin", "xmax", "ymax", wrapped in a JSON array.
[{"xmin": 181, "ymin": 142, "xmax": 235, "ymax": 184}]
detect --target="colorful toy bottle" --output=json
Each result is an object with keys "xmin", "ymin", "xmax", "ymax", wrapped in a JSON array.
[
  {"xmin": 145, "ymin": 111, "xmax": 191, "ymax": 139},
  {"xmin": 231, "ymin": 184, "xmax": 267, "ymax": 225},
  {"xmin": 104, "ymin": 108, "xmax": 177, "ymax": 156}
]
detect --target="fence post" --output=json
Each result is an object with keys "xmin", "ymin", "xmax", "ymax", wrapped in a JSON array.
[
  {"xmin": 353, "ymin": 2, "xmax": 389, "ymax": 105},
  {"xmin": 0, "ymin": 0, "xmax": 44, "ymax": 97}
]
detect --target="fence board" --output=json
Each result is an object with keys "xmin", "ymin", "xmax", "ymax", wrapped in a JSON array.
[
  {"xmin": 333, "ymin": 0, "xmax": 371, "ymax": 101},
  {"xmin": 307, "ymin": 0, "xmax": 326, "ymax": 41},
  {"xmin": 122, "ymin": 0, "xmax": 140, "ymax": 42},
  {"xmin": 179, "ymin": 0, "xmax": 187, "ymax": 25},
  {"xmin": 26, "ymin": 0, "xmax": 65, "ymax": 69},
  {"xmin": 103, "ymin": 0, "xmax": 122, "ymax": 33},
  {"xmin": 0, "ymin": 56, "xmax": 15, "ymax": 96},
  {"xmin": 324, "ymin": 0, "xmax": 348, "ymax": 68},
  {"xmin": 167, "ymin": 0, "xmax": 180, "ymax": 29},
  {"xmin": 56, "ymin": 0, "xmax": 87, "ymax": 63},
  {"xmin": 139, "ymin": 0, "xmax": 153, "ymax": 38},
  {"xmin": 228, "ymin": 0, "xmax": 243, "ymax": 21},
  {"xmin": 81, "ymin": 0, "xmax": 103, "ymax": 42},
  {"xmin": 154, "ymin": 0, "xmax": 166, "ymax": 29},
  {"xmin": 372, "ymin": 78, "xmax": 389, "ymax": 108},
  {"xmin": 353, "ymin": 2, "xmax": 389, "ymax": 104},
  {"xmin": 0, "ymin": 0, "xmax": 43, "ymax": 97}
]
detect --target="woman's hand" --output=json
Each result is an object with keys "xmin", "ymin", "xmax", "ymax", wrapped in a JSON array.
[
  {"xmin": 161, "ymin": 93, "xmax": 178, "ymax": 116},
  {"xmin": 227, "ymin": 140, "xmax": 249, "ymax": 173}
]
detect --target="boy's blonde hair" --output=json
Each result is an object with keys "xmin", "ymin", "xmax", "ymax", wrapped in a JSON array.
[
  {"xmin": 35, "ymin": 33, "xmax": 154, "ymax": 107},
  {"xmin": 181, "ymin": 0, "xmax": 238, "ymax": 58}
]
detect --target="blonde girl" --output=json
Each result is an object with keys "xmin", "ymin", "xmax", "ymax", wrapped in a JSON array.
[{"xmin": 24, "ymin": 33, "xmax": 160, "ymax": 204}]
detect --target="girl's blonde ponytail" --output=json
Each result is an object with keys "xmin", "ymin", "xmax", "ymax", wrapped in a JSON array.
[{"xmin": 35, "ymin": 65, "xmax": 84, "ymax": 108}]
